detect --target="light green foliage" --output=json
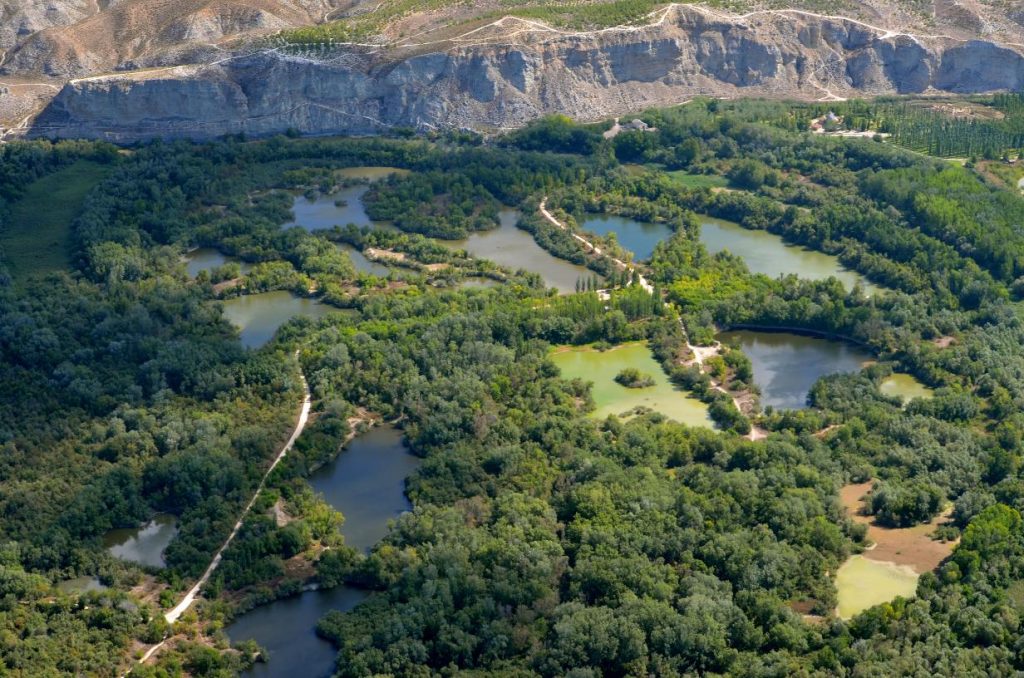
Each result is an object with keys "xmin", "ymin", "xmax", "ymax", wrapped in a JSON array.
[{"xmin": 1, "ymin": 160, "xmax": 109, "ymax": 280}]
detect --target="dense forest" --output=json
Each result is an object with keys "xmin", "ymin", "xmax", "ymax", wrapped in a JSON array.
[{"xmin": 2, "ymin": 97, "xmax": 1024, "ymax": 676}]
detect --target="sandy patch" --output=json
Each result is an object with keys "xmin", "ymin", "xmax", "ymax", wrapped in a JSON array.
[
  {"xmin": 841, "ymin": 481, "xmax": 955, "ymax": 572},
  {"xmin": 364, "ymin": 247, "xmax": 407, "ymax": 263}
]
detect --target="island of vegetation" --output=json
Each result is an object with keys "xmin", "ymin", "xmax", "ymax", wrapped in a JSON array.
[
  {"xmin": 2, "ymin": 96, "xmax": 1024, "ymax": 677},
  {"xmin": 614, "ymin": 366, "xmax": 656, "ymax": 388}
]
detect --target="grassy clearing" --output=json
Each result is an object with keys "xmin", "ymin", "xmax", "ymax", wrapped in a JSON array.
[
  {"xmin": 665, "ymin": 171, "xmax": 729, "ymax": 188},
  {"xmin": 1, "ymin": 160, "xmax": 108, "ymax": 280}
]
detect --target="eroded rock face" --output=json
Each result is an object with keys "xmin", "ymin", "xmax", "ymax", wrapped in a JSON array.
[
  {"xmin": 28, "ymin": 7, "xmax": 1024, "ymax": 140},
  {"xmin": 0, "ymin": 0, "xmax": 95, "ymax": 53}
]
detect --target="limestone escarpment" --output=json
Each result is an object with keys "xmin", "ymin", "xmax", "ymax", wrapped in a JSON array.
[{"xmin": 26, "ymin": 6, "xmax": 1024, "ymax": 141}]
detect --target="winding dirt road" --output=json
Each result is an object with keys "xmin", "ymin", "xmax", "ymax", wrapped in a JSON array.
[
  {"xmin": 129, "ymin": 353, "xmax": 311, "ymax": 672},
  {"xmin": 166, "ymin": 357, "xmax": 311, "ymax": 624}
]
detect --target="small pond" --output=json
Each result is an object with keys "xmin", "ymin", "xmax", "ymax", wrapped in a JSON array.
[
  {"xmin": 718, "ymin": 330, "xmax": 872, "ymax": 410},
  {"xmin": 699, "ymin": 216, "xmax": 878, "ymax": 294},
  {"xmin": 835, "ymin": 555, "xmax": 918, "ymax": 620},
  {"xmin": 103, "ymin": 513, "xmax": 178, "ymax": 569},
  {"xmin": 284, "ymin": 167, "xmax": 409, "ymax": 232},
  {"xmin": 335, "ymin": 167, "xmax": 409, "ymax": 182},
  {"xmin": 228, "ymin": 586, "xmax": 368, "ymax": 678},
  {"xmin": 284, "ymin": 185, "xmax": 377, "ymax": 232},
  {"xmin": 307, "ymin": 426, "xmax": 422, "ymax": 554},
  {"xmin": 184, "ymin": 248, "xmax": 253, "ymax": 278},
  {"xmin": 459, "ymin": 277, "xmax": 501, "ymax": 289},
  {"xmin": 58, "ymin": 576, "xmax": 108, "ymax": 594},
  {"xmin": 551, "ymin": 342, "xmax": 712, "ymax": 428},
  {"xmin": 438, "ymin": 209, "xmax": 593, "ymax": 294},
  {"xmin": 226, "ymin": 426, "xmax": 420, "ymax": 678},
  {"xmin": 336, "ymin": 243, "xmax": 392, "ymax": 277},
  {"xmin": 879, "ymin": 374, "xmax": 934, "ymax": 404},
  {"xmin": 221, "ymin": 292, "xmax": 349, "ymax": 349},
  {"xmin": 581, "ymin": 214, "xmax": 672, "ymax": 261}
]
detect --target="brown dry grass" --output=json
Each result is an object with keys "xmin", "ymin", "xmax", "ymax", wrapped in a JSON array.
[
  {"xmin": 15, "ymin": 0, "xmax": 344, "ymax": 76},
  {"xmin": 841, "ymin": 481, "xmax": 956, "ymax": 573}
]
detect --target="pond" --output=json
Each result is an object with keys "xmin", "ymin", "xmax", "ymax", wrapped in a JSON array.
[
  {"xmin": 284, "ymin": 167, "xmax": 409, "ymax": 232},
  {"xmin": 221, "ymin": 292, "xmax": 349, "ymax": 349},
  {"xmin": 226, "ymin": 426, "xmax": 420, "ymax": 678},
  {"xmin": 879, "ymin": 373, "xmax": 934, "ymax": 404},
  {"xmin": 335, "ymin": 166, "xmax": 410, "ymax": 182},
  {"xmin": 284, "ymin": 185, "xmax": 378, "ymax": 232},
  {"xmin": 459, "ymin": 277, "xmax": 501, "ymax": 289},
  {"xmin": 699, "ymin": 216, "xmax": 878, "ymax": 294},
  {"xmin": 336, "ymin": 243, "xmax": 392, "ymax": 277},
  {"xmin": 228, "ymin": 584, "xmax": 368, "ymax": 678},
  {"xmin": 307, "ymin": 426, "xmax": 422, "ymax": 554},
  {"xmin": 581, "ymin": 214, "xmax": 672, "ymax": 261},
  {"xmin": 184, "ymin": 248, "xmax": 253, "ymax": 278},
  {"xmin": 550, "ymin": 342, "xmax": 713, "ymax": 428},
  {"xmin": 437, "ymin": 209, "xmax": 593, "ymax": 294},
  {"xmin": 718, "ymin": 330, "xmax": 872, "ymax": 410},
  {"xmin": 103, "ymin": 513, "xmax": 178, "ymax": 569},
  {"xmin": 835, "ymin": 555, "xmax": 918, "ymax": 619}
]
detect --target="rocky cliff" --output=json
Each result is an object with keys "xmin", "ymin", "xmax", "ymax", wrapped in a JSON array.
[{"xmin": 26, "ymin": 6, "xmax": 1024, "ymax": 140}]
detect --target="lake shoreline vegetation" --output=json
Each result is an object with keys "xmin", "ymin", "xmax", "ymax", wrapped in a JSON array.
[{"xmin": 2, "ymin": 95, "xmax": 1024, "ymax": 675}]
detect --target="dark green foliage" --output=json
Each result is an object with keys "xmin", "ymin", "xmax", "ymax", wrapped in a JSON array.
[
  {"xmin": 866, "ymin": 481, "xmax": 946, "ymax": 527},
  {"xmin": 614, "ymin": 367, "xmax": 655, "ymax": 388},
  {"xmin": 364, "ymin": 171, "xmax": 501, "ymax": 238}
]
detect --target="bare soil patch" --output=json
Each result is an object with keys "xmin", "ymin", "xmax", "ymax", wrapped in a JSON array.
[
  {"xmin": 365, "ymin": 247, "xmax": 407, "ymax": 262},
  {"xmin": 841, "ymin": 481, "xmax": 956, "ymax": 573}
]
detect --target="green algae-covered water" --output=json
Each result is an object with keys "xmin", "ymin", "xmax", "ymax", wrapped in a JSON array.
[
  {"xmin": 699, "ymin": 216, "xmax": 879, "ymax": 294},
  {"xmin": 879, "ymin": 374, "xmax": 934, "ymax": 404},
  {"xmin": 551, "ymin": 342, "xmax": 712, "ymax": 427},
  {"xmin": 835, "ymin": 555, "xmax": 919, "ymax": 619}
]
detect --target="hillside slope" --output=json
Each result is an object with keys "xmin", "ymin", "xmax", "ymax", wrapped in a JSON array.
[{"xmin": 3, "ymin": 1, "xmax": 1024, "ymax": 140}]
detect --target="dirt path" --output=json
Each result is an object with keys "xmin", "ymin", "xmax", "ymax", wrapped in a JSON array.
[
  {"xmin": 681, "ymin": 333, "xmax": 767, "ymax": 441},
  {"xmin": 536, "ymin": 201, "xmax": 767, "ymax": 437},
  {"xmin": 165, "ymin": 357, "xmax": 310, "ymax": 624},
  {"xmin": 128, "ymin": 354, "xmax": 311, "ymax": 672},
  {"xmin": 535, "ymin": 205, "xmax": 766, "ymax": 441},
  {"xmin": 539, "ymin": 197, "xmax": 653, "ymax": 293}
]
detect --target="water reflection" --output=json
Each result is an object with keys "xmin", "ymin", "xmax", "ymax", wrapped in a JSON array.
[
  {"xmin": 226, "ymin": 426, "xmax": 420, "ymax": 678},
  {"xmin": 719, "ymin": 330, "xmax": 872, "ymax": 410},
  {"xmin": 336, "ymin": 243, "xmax": 391, "ymax": 277},
  {"xmin": 103, "ymin": 514, "xmax": 178, "ymax": 568},
  {"xmin": 581, "ymin": 214, "xmax": 673, "ymax": 261},
  {"xmin": 221, "ymin": 292, "xmax": 348, "ymax": 349},
  {"xmin": 700, "ymin": 216, "xmax": 878, "ymax": 293},
  {"xmin": 185, "ymin": 248, "xmax": 253, "ymax": 278},
  {"xmin": 437, "ymin": 210, "xmax": 592, "ymax": 294}
]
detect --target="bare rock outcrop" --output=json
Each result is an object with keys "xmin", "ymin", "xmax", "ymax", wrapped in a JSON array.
[{"xmin": 26, "ymin": 6, "xmax": 1024, "ymax": 141}]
